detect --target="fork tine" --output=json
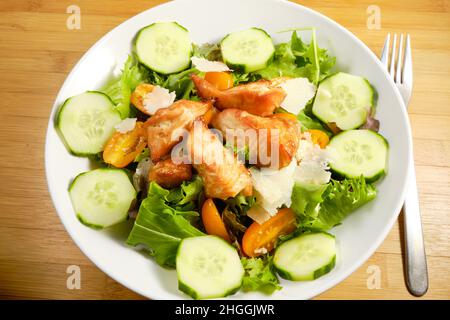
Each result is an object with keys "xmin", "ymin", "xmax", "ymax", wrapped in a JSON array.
[
  {"xmin": 380, "ymin": 33, "xmax": 390, "ymax": 69},
  {"xmin": 389, "ymin": 34, "xmax": 397, "ymax": 77},
  {"xmin": 403, "ymin": 34, "xmax": 413, "ymax": 88},
  {"xmin": 395, "ymin": 34, "xmax": 404, "ymax": 83}
]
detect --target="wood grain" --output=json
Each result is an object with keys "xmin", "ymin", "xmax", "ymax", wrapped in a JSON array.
[{"xmin": 0, "ymin": 0, "xmax": 449, "ymax": 300}]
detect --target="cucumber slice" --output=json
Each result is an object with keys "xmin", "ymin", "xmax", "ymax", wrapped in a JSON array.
[
  {"xmin": 312, "ymin": 72, "xmax": 375, "ymax": 130},
  {"xmin": 176, "ymin": 236, "xmax": 244, "ymax": 299},
  {"xmin": 274, "ymin": 232, "xmax": 336, "ymax": 281},
  {"xmin": 56, "ymin": 91, "xmax": 121, "ymax": 156},
  {"xmin": 135, "ymin": 22, "xmax": 192, "ymax": 74},
  {"xmin": 221, "ymin": 28, "xmax": 275, "ymax": 73},
  {"xmin": 329, "ymin": 129, "xmax": 388, "ymax": 182},
  {"xmin": 69, "ymin": 168, "xmax": 136, "ymax": 229}
]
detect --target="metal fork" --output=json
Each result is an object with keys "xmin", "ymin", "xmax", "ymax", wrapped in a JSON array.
[{"xmin": 380, "ymin": 34, "xmax": 428, "ymax": 296}]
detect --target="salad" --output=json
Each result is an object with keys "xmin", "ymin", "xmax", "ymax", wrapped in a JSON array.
[{"xmin": 56, "ymin": 22, "xmax": 388, "ymax": 299}]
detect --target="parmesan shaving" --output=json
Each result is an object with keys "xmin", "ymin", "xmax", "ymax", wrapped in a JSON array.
[
  {"xmin": 249, "ymin": 160, "xmax": 296, "ymax": 216},
  {"xmin": 247, "ymin": 136, "xmax": 333, "ymax": 221},
  {"xmin": 114, "ymin": 118, "xmax": 137, "ymax": 133},
  {"xmin": 280, "ymin": 77, "xmax": 316, "ymax": 114},
  {"xmin": 254, "ymin": 247, "xmax": 268, "ymax": 255},
  {"xmin": 247, "ymin": 204, "xmax": 273, "ymax": 225},
  {"xmin": 191, "ymin": 56, "xmax": 231, "ymax": 72},
  {"xmin": 294, "ymin": 137, "xmax": 332, "ymax": 185},
  {"xmin": 143, "ymin": 86, "xmax": 176, "ymax": 115}
]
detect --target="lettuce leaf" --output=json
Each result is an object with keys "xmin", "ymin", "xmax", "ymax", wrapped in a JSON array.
[
  {"xmin": 291, "ymin": 182, "xmax": 329, "ymax": 220},
  {"xmin": 254, "ymin": 41, "xmax": 306, "ymax": 80},
  {"xmin": 296, "ymin": 109, "xmax": 331, "ymax": 133},
  {"xmin": 165, "ymin": 175, "xmax": 204, "ymax": 211},
  {"xmin": 102, "ymin": 54, "xmax": 149, "ymax": 118},
  {"xmin": 147, "ymin": 69, "xmax": 166, "ymax": 87},
  {"xmin": 192, "ymin": 43, "xmax": 222, "ymax": 61},
  {"xmin": 146, "ymin": 180, "xmax": 202, "ymax": 220},
  {"xmin": 126, "ymin": 181, "xmax": 204, "ymax": 267},
  {"xmin": 254, "ymin": 30, "xmax": 335, "ymax": 84},
  {"xmin": 290, "ymin": 30, "xmax": 335, "ymax": 84},
  {"xmin": 103, "ymin": 52, "xmax": 200, "ymax": 111},
  {"xmin": 291, "ymin": 177, "xmax": 377, "ymax": 231},
  {"xmin": 360, "ymin": 113, "xmax": 380, "ymax": 132},
  {"xmin": 223, "ymin": 208, "xmax": 248, "ymax": 234},
  {"xmin": 241, "ymin": 255, "xmax": 281, "ymax": 294},
  {"xmin": 225, "ymin": 194, "xmax": 256, "ymax": 216},
  {"xmin": 163, "ymin": 67, "xmax": 201, "ymax": 100},
  {"xmin": 309, "ymin": 177, "xmax": 377, "ymax": 230}
]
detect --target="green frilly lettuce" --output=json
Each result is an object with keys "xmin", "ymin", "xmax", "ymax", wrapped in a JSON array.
[
  {"xmin": 126, "ymin": 179, "xmax": 204, "ymax": 267},
  {"xmin": 241, "ymin": 255, "xmax": 281, "ymax": 294},
  {"xmin": 102, "ymin": 54, "xmax": 149, "ymax": 118},
  {"xmin": 291, "ymin": 177, "xmax": 377, "ymax": 231},
  {"xmin": 254, "ymin": 30, "xmax": 335, "ymax": 85}
]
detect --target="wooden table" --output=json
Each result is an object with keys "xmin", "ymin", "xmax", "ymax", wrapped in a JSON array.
[{"xmin": 0, "ymin": 0, "xmax": 449, "ymax": 300}]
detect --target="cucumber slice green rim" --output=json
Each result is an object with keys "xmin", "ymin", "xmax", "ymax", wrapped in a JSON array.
[
  {"xmin": 176, "ymin": 235, "xmax": 244, "ymax": 299},
  {"xmin": 276, "ymin": 255, "xmax": 336, "ymax": 281},
  {"xmin": 55, "ymin": 91, "xmax": 121, "ymax": 156},
  {"xmin": 329, "ymin": 129, "xmax": 389, "ymax": 182},
  {"xmin": 69, "ymin": 168, "xmax": 136, "ymax": 229},
  {"xmin": 221, "ymin": 27, "xmax": 275, "ymax": 73},
  {"xmin": 274, "ymin": 232, "xmax": 336, "ymax": 281},
  {"xmin": 312, "ymin": 72, "xmax": 375, "ymax": 130},
  {"xmin": 135, "ymin": 22, "xmax": 192, "ymax": 75},
  {"xmin": 177, "ymin": 279, "xmax": 242, "ymax": 301}
]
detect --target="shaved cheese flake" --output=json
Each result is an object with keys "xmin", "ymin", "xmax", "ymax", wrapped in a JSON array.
[
  {"xmin": 280, "ymin": 77, "xmax": 316, "ymax": 114},
  {"xmin": 254, "ymin": 247, "xmax": 268, "ymax": 255},
  {"xmin": 114, "ymin": 118, "xmax": 137, "ymax": 133},
  {"xmin": 246, "ymin": 134, "xmax": 333, "ymax": 217},
  {"xmin": 247, "ymin": 204, "xmax": 273, "ymax": 225},
  {"xmin": 250, "ymin": 160, "xmax": 296, "ymax": 215},
  {"xmin": 143, "ymin": 85, "xmax": 176, "ymax": 115},
  {"xmin": 246, "ymin": 132, "xmax": 335, "ymax": 217},
  {"xmin": 295, "ymin": 133, "xmax": 331, "ymax": 164},
  {"xmin": 295, "ymin": 161, "xmax": 331, "ymax": 185},
  {"xmin": 191, "ymin": 56, "xmax": 231, "ymax": 72},
  {"xmin": 294, "ymin": 138, "xmax": 332, "ymax": 185}
]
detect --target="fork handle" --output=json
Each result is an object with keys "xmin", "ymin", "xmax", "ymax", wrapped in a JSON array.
[{"xmin": 403, "ymin": 153, "xmax": 428, "ymax": 296}]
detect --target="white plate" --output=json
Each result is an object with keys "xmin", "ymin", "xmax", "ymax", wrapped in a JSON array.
[{"xmin": 45, "ymin": 0, "xmax": 411, "ymax": 299}]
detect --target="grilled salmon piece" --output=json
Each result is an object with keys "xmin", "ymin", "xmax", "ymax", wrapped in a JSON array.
[
  {"xmin": 145, "ymin": 99, "xmax": 212, "ymax": 162},
  {"xmin": 187, "ymin": 121, "xmax": 252, "ymax": 200},
  {"xmin": 212, "ymin": 109, "xmax": 301, "ymax": 169},
  {"xmin": 191, "ymin": 74, "xmax": 286, "ymax": 116},
  {"xmin": 148, "ymin": 158, "xmax": 192, "ymax": 189}
]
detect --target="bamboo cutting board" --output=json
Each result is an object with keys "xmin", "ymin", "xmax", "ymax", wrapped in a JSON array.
[{"xmin": 0, "ymin": 0, "xmax": 449, "ymax": 299}]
